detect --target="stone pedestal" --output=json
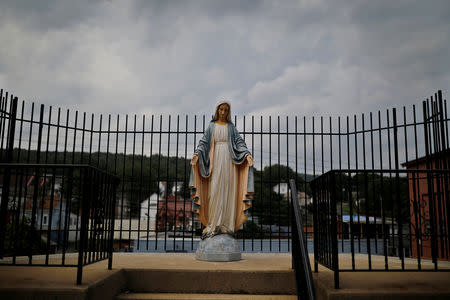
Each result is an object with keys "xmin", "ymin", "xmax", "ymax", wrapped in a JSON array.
[{"xmin": 195, "ymin": 234, "xmax": 241, "ymax": 262}]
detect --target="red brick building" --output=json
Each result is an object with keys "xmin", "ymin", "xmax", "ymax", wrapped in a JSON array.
[
  {"xmin": 403, "ymin": 151, "xmax": 449, "ymax": 261},
  {"xmin": 156, "ymin": 195, "xmax": 193, "ymax": 232}
]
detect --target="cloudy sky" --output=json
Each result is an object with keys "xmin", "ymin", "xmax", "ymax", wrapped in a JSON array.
[{"xmin": 0, "ymin": 0, "xmax": 449, "ymax": 118}]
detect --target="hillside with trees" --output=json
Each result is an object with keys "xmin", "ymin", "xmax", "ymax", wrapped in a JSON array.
[{"xmin": 9, "ymin": 148, "xmax": 409, "ymax": 224}]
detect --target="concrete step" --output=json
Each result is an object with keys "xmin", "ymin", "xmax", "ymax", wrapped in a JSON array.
[
  {"xmin": 115, "ymin": 293, "xmax": 297, "ymax": 300},
  {"xmin": 122, "ymin": 269, "xmax": 296, "ymax": 294}
]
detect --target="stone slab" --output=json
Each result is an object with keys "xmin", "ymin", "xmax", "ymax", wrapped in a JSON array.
[
  {"xmin": 116, "ymin": 293, "xmax": 297, "ymax": 299},
  {"xmin": 123, "ymin": 269, "xmax": 295, "ymax": 294}
]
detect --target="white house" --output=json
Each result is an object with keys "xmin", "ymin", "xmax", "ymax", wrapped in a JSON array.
[
  {"xmin": 272, "ymin": 182, "xmax": 289, "ymax": 195},
  {"xmin": 171, "ymin": 181, "xmax": 184, "ymax": 195},
  {"xmin": 140, "ymin": 193, "xmax": 158, "ymax": 232},
  {"xmin": 272, "ymin": 182, "xmax": 312, "ymax": 206}
]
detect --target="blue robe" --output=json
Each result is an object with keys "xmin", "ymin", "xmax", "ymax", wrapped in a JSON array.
[{"xmin": 189, "ymin": 121, "xmax": 254, "ymax": 232}]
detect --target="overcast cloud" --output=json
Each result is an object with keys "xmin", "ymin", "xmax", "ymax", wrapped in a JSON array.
[{"xmin": 0, "ymin": 0, "xmax": 449, "ymax": 118}]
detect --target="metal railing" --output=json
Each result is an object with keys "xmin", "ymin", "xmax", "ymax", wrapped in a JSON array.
[
  {"xmin": 311, "ymin": 169, "xmax": 450, "ymax": 289},
  {"xmin": 290, "ymin": 179, "xmax": 315, "ymax": 300},
  {"xmin": 0, "ymin": 88, "xmax": 448, "ymax": 254},
  {"xmin": 0, "ymin": 163, "xmax": 119, "ymax": 284}
]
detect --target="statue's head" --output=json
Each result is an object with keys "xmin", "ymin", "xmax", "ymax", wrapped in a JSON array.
[{"xmin": 213, "ymin": 101, "xmax": 231, "ymax": 123}]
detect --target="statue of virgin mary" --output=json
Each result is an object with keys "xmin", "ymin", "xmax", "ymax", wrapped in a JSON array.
[{"xmin": 190, "ymin": 101, "xmax": 254, "ymax": 239}]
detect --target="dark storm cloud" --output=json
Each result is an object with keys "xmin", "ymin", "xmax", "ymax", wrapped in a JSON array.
[
  {"xmin": 348, "ymin": 0, "xmax": 450, "ymax": 75},
  {"xmin": 131, "ymin": 0, "xmax": 262, "ymax": 19},
  {"xmin": 0, "ymin": 0, "xmax": 97, "ymax": 30}
]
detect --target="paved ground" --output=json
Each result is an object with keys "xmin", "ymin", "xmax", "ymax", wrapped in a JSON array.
[{"xmin": 1, "ymin": 253, "xmax": 450, "ymax": 299}]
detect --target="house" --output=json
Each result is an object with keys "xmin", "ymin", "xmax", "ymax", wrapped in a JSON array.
[
  {"xmin": 156, "ymin": 194, "xmax": 193, "ymax": 232},
  {"xmin": 171, "ymin": 181, "xmax": 184, "ymax": 195},
  {"xmin": 402, "ymin": 150, "xmax": 450, "ymax": 261},
  {"xmin": 273, "ymin": 182, "xmax": 312, "ymax": 206},
  {"xmin": 140, "ymin": 181, "xmax": 194, "ymax": 233},
  {"xmin": 298, "ymin": 191, "xmax": 312, "ymax": 206},
  {"xmin": 115, "ymin": 195, "xmax": 130, "ymax": 219},
  {"xmin": 22, "ymin": 196, "xmax": 80, "ymax": 243},
  {"xmin": 272, "ymin": 182, "xmax": 289, "ymax": 195},
  {"xmin": 140, "ymin": 194, "xmax": 158, "ymax": 231},
  {"xmin": 1, "ymin": 173, "xmax": 81, "ymax": 244}
]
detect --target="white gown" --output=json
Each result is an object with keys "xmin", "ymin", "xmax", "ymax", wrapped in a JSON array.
[{"xmin": 205, "ymin": 123, "xmax": 237, "ymax": 235}]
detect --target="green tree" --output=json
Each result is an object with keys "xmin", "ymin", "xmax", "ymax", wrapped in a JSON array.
[
  {"xmin": 235, "ymin": 220, "xmax": 269, "ymax": 239},
  {"xmin": 251, "ymin": 164, "xmax": 309, "ymax": 226}
]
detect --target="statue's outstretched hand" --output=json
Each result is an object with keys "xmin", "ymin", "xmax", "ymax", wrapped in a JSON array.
[
  {"xmin": 191, "ymin": 154, "xmax": 199, "ymax": 165},
  {"xmin": 246, "ymin": 154, "xmax": 254, "ymax": 166}
]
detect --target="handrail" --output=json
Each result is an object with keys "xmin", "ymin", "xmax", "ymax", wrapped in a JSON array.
[{"xmin": 290, "ymin": 179, "xmax": 315, "ymax": 300}]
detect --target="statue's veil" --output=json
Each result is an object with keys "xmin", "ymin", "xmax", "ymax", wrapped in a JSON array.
[{"xmin": 212, "ymin": 101, "xmax": 232, "ymax": 123}]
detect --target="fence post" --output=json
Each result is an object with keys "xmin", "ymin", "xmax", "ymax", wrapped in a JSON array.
[
  {"xmin": 423, "ymin": 101, "xmax": 439, "ymax": 267},
  {"xmin": 312, "ymin": 180, "xmax": 319, "ymax": 273},
  {"xmin": 0, "ymin": 96, "xmax": 18, "ymax": 258},
  {"xmin": 0, "ymin": 90, "xmax": 8, "ymax": 160},
  {"xmin": 330, "ymin": 171, "xmax": 340, "ymax": 289},
  {"xmin": 108, "ymin": 177, "xmax": 118, "ymax": 270},
  {"xmin": 28, "ymin": 104, "xmax": 45, "ymax": 264},
  {"xmin": 437, "ymin": 91, "xmax": 450, "ymax": 253},
  {"xmin": 77, "ymin": 167, "xmax": 91, "ymax": 285},
  {"xmin": 393, "ymin": 108, "xmax": 405, "ymax": 267},
  {"xmin": 290, "ymin": 185, "xmax": 296, "ymax": 270},
  {"xmin": 437, "ymin": 91, "xmax": 448, "ymax": 168}
]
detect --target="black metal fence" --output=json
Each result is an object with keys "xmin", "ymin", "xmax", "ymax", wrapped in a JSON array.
[
  {"xmin": 0, "ymin": 163, "xmax": 119, "ymax": 284},
  {"xmin": 0, "ymin": 88, "xmax": 448, "ymax": 256},
  {"xmin": 310, "ymin": 92, "xmax": 449, "ymax": 288},
  {"xmin": 312, "ymin": 169, "xmax": 450, "ymax": 288}
]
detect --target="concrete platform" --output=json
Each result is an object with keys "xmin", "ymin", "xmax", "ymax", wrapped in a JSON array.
[{"xmin": 0, "ymin": 253, "xmax": 449, "ymax": 299}]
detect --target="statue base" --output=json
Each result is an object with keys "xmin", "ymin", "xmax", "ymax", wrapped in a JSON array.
[{"xmin": 195, "ymin": 234, "xmax": 241, "ymax": 262}]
